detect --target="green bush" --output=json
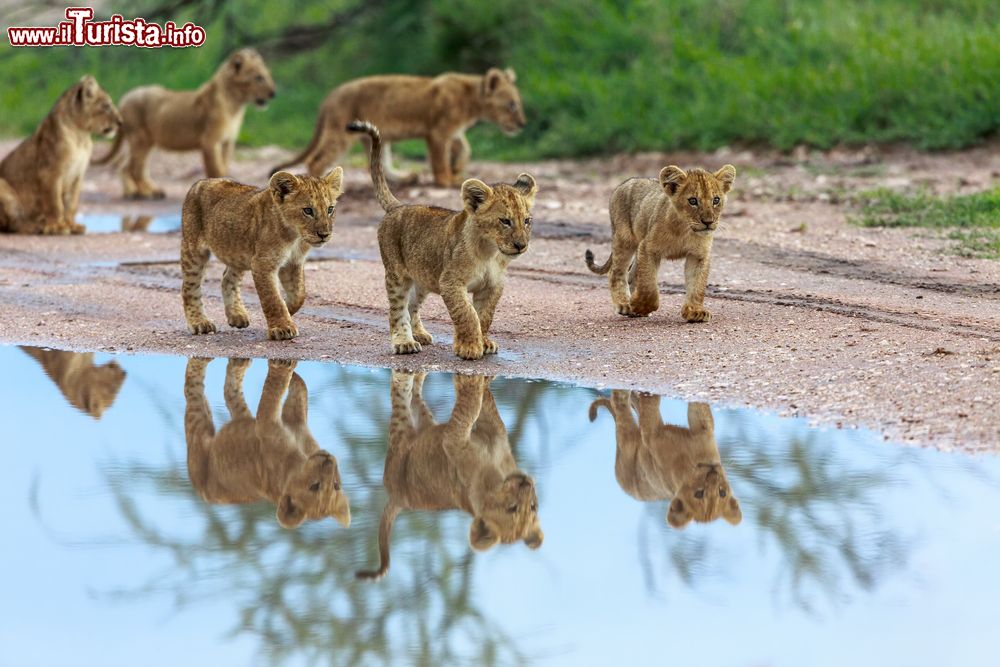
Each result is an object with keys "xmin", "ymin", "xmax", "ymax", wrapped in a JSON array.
[{"xmin": 2, "ymin": 0, "xmax": 998, "ymax": 159}]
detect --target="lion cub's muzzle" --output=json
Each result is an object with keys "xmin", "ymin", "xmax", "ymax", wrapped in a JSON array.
[{"xmin": 256, "ymin": 89, "xmax": 277, "ymax": 108}]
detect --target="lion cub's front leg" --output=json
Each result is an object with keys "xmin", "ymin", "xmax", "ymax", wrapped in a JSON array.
[
  {"xmin": 252, "ymin": 260, "xmax": 298, "ymax": 340},
  {"xmin": 441, "ymin": 279, "xmax": 484, "ymax": 360},
  {"xmin": 625, "ymin": 243, "xmax": 661, "ymax": 317},
  {"xmin": 680, "ymin": 254, "xmax": 711, "ymax": 323},
  {"xmin": 474, "ymin": 283, "xmax": 504, "ymax": 355}
]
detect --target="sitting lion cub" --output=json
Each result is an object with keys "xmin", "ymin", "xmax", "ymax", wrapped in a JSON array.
[
  {"xmin": 348, "ymin": 120, "xmax": 537, "ymax": 360},
  {"xmin": 357, "ymin": 371, "xmax": 543, "ymax": 580},
  {"xmin": 589, "ymin": 391, "xmax": 741, "ymax": 528},
  {"xmin": 585, "ymin": 164, "xmax": 736, "ymax": 322},
  {"xmin": 272, "ymin": 69, "xmax": 525, "ymax": 187},
  {"xmin": 184, "ymin": 357, "xmax": 350, "ymax": 529},
  {"xmin": 181, "ymin": 167, "xmax": 343, "ymax": 340},
  {"xmin": 0, "ymin": 75, "xmax": 121, "ymax": 235},
  {"xmin": 94, "ymin": 48, "xmax": 276, "ymax": 199}
]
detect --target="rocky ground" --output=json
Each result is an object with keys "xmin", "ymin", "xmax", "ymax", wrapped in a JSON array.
[{"xmin": 1, "ymin": 139, "xmax": 998, "ymax": 452}]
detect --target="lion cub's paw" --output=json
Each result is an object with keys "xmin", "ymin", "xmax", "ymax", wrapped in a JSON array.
[
  {"xmin": 269, "ymin": 358, "xmax": 296, "ymax": 369},
  {"xmin": 68, "ymin": 222, "xmax": 86, "ymax": 235},
  {"xmin": 40, "ymin": 220, "xmax": 69, "ymax": 235},
  {"xmin": 227, "ymin": 311, "xmax": 251, "ymax": 328},
  {"xmin": 268, "ymin": 322, "xmax": 299, "ymax": 340},
  {"xmin": 393, "ymin": 340, "xmax": 422, "ymax": 355},
  {"xmin": 412, "ymin": 329, "xmax": 434, "ymax": 346},
  {"xmin": 681, "ymin": 304, "xmax": 711, "ymax": 323},
  {"xmin": 189, "ymin": 319, "xmax": 217, "ymax": 335},
  {"xmin": 454, "ymin": 338, "xmax": 485, "ymax": 361},
  {"xmin": 483, "ymin": 338, "xmax": 500, "ymax": 355},
  {"xmin": 616, "ymin": 303, "xmax": 646, "ymax": 318}
]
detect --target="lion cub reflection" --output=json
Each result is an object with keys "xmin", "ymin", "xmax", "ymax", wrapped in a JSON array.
[
  {"xmin": 589, "ymin": 391, "xmax": 741, "ymax": 528},
  {"xmin": 184, "ymin": 357, "xmax": 350, "ymax": 528},
  {"xmin": 358, "ymin": 371, "xmax": 543, "ymax": 580},
  {"xmin": 20, "ymin": 347, "xmax": 126, "ymax": 419}
]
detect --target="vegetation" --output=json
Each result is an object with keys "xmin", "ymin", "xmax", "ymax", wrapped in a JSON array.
[
  {"xmin": 1, "ymin": 0, "xmax": 998, "ymax": 159},
  {"xmin": 853, "ymin": 187, "xmax": 1000, "ymax": 258}
]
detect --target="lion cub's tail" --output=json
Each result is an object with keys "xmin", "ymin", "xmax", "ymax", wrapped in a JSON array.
[
  {"xmin": 91, "ymin": 130, "xmax": 124, "ymax": 166},
  {"xmin": 346, "ymin": 120, "xmax": 402, "ymax": 213},
  {"xmin": 585, "ymin": 249, "xmax": 613, "ymax": 275}
]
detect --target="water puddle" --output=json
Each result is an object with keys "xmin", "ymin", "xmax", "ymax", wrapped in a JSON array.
[
  {"xmin": 78, "ymin": 214, "xmax": 181, "ymax": 234},
  {"xmin": 3, "ymin": 345, "xmax": 998, "ymax": 666}
]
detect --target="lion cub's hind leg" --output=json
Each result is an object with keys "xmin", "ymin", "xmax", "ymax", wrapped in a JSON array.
[
  {"xmin": 386, "ymin": 272, "xmax": 421, "ymax": 354},
  {"xmin": 123, "ymin": 134, "xmax": 164, "ymax": 199},
  {"xmin": 222, "ymin": 267, "xmax": 251, "ymax": 329},
  {"xmin": 408, "ymin": 286, "xmax": 433, "ymax": 346},
  {"xmin": 181, "ymin": 244, "xmax": 216, "ymax": 335},
  {"xmin": 609, "ymin": 238, "xmax": 638, "ymax": 316}
]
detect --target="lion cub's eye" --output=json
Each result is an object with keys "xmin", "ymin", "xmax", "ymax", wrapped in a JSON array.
[
  {"xmin": 327, "ymin": 206, "xmax": 334, "ymax": 216},
  {"xmin": 309, "ymin": 481, "xmax": 321, "ymax": 492},
  {"xmin": 303, "ymin": 207, "xmax": 314, "ymax": 217},
  {"xmin": 694, "ymin": 489, "xmax": 705, "ymax": 499},
  {"xmin": 719, "ymin": 489, "xmax": 727, "ymax": 497},
  {"xmin": 499, "ymin": 218, "xmax": 513, "ymax": 227},
  {"xmin": 524, "ymin": 217, "xmax": 532, "ymax": 227},
  {"xmin": 507, "ymin": 504, "xmax": 518, "ymax": 513},
  {"xmin": 530, "ymin": 502, "xmax": 538, "ymax": 512},
  {"xmin": 508, "ymin": 101, "xmax": 518, "ymax": 112},
  {"xmin": 688, "ymin": 197, "xmax": 699, "ymax": 206},
  {"xmin": 712, "ymin": 196, "xmax": 721, "ymax": 205},
  {"xmin": 334, "ymin": 481, "xmax": 341, "ymax": 491},
  {"xmin": 255, "ymin": 75, "xmax": 265, "ymax": 83}
]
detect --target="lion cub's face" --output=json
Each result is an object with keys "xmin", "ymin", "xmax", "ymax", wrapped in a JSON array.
[
  {"xmin": 481, "ymin": 67, "xmax": 526, "ymax": 135},
  {"xmin": 667, "ymin": 462, "xmax": 742, "ymax": 529},
  {"xmin": 277, "ymin": 450, "xmax": 351, "ymax": 528},
  {"xmin": 470, "ymin": 471, "xmax": 544, "ymax": 551},
  {"xmin": 269, "ymin": 168, "xmax": 344, "ymax": 247},
  {"xmin": 223, "ymin": 48, "xmax": 277, "ymax": 107},
  {"xmin": 660, "ymin": 165, "xmax": 736, "ymax": 235},
  {"xmin": 71, "ymin": 75, "xmax": 121, "ymax": 137},
  {"xmin": 461, "ymin": 173, "xmax": 537, "ymax": 258}
]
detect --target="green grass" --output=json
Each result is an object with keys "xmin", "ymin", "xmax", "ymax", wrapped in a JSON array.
[
  {"xmin": 852, "ymin": 188, "xmax": 1000, "ymax": 258},
  {"xmin": 1, "ymin": 0, "xmax": 999, "ymax": 159}
]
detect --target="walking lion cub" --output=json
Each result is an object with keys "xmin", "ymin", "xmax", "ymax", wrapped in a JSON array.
[
  {"xmin": 348, "ymin": 120, "xmax": 537, "ymax": 360},
  {"xmin": 357, "ymin": 371, "xmax": 542, "ymax": 580},
  {"xmin": 589, "ymin": 391, "xmax": 741, "ymax": 528},
  {"xmin": 586, "ymin": 165, "xmax": 736, "ymax": 322},
  {"xmin": 181, "ymin": 167, "xmax": 343, "ymax": 340}
]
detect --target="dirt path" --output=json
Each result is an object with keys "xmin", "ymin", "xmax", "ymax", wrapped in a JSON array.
[{"xmin": 1, "ymin": 140, "xmax": 998, "ymax": 452}]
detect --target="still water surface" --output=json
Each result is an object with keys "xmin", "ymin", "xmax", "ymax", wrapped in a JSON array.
[
  {"xmin": 2, "ymin": 346, "xmax": 998, "ymax": 666},
  {"xmin": 78, "ymin": 213, "xmax": 181, "ymax": 234}
]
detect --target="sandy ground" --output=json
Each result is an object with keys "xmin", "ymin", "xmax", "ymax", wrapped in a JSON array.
[{"xmin": 0, "ymin": 139, "xmax": 998, "ymax": 453}]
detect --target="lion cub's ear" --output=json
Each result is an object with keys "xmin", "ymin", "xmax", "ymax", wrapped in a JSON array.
[
  {"xmin": 76, "ymin": 75, "xmax": 97, "ymax": 104},
  {"xmin": 714, "ymin": 164, "xmax": 736, "ymax": 193},
  {"xmin": 667, "ymin": 497, "xmax": 692, "ymax": 529},
  {"xmin": 270, "ymin": 171, "xmax": 299, "ymax": 201},
  {"xmin": 483, "ymin": 68, "xmax": 505, "ymax": 95},
  {"xmin": 513, "ymin": 173, "xmax": 538, "ymax": 204},
  {"xmin": 504, "ymin": 67, "xmax": 517, "ymax": 83},
  {"xmin": 722, "ymin": 496, "xmax": 742, "ymax": 525},
  {"xmin": 469, "ymin": 517, "xmax": 500, "ymax": 551},
  {"xmin": 324, "ymin": 166, "xmax": 344, "ymax": 194},
  {"xmin": 277, "ymin": 494, "xmax": 306, "ymax": 529},
  {"xmin": 461, "ymin": 178, "xmax": 494, "ymax": 213},
  {"xmin": 659, "ymin": 165, "xmax": 687, "ymax": 196}
]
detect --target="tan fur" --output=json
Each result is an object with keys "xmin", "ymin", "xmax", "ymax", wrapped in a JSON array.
[
  {"xmin": 585, "ymin": 165, "xmax": 736, "ymax": 322},
  {"xmin": 184, "ymin": 358, "xmax": 350, "ymax": 529},
  {"xmin": 272, "ymin": 68, "xmax": 525, "ymax": 187},
  {"xmin": 0, "ymin": 76, "xmax": 120, "ymax": 235},
  {"xmin": 97, "ymin": 49, "xmax": 275, "ymax": 199},
  {"xmin": 357, "ymin": 371, "xmax": 542, "ymax": 580},
  {"xmin": 589, "ymin": 392, "xmax": 741, "ymax": 528},
  {"xmin": 20, "ymin": 346, "xmax": 126, "ymax": 419},
  {"xmin": 180, "ymin": 167, "xmax": 343, "ymax": 341},
  {"xmin": 349, "ymin": 121, "xmax": 536, "ymax": 360}
]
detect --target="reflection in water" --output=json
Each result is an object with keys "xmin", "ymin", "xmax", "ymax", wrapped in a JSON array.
[
  {"xmin": 184, "ymin": 357, "xmax": 350, "ymax": 528},
  {"xmin": 589, "ymin": 391, "xmax": 741, "ymax": 528},
  {"xmin": 20, "ymin": 346, "xmax": 126, "ymax": 418},
  {"xmin": 358, "ymin": 371, "xmax": 543, "ymax": 580},
  {"xmin": 121, "ymin": 215, "xmax": 153, "ymax": 232}
]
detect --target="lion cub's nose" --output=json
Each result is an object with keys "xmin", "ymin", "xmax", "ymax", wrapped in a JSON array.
[{"xmin": 513, "ymin": 241, "xmax": 526, "ymax": 252}]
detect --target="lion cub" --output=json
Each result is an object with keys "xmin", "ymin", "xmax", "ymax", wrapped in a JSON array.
[
  {"xmin": 586, "ymin": 165, "xmax": 736, "ymax": 322},
  {"xmin": 357, "ymin": 371, "xmax": 542, "ymax": 580},
  {"xmin": 0, "ymin": 75, "xmax": 121, "ymax": 235},
  {"xmin": 348, "ymin": 120, "xmax": 537, "ymax": 360},
  {"xmin": 95, "ymin": 48, "xmax": 276, "ymax": 199},
  {"xmin": 589, "ymin": 392, "xmax": 741, "ymax": 528},
  {"xmin": 20, "ymin": 346, "xmax": 126, "ymax": 419},
  {"xmin": 185, "ymin": 358, "xmax": 350, "ymax": 529},
  {"xmin": 181, "ymin": 167, "xmax": 343, "ymax": 340}
]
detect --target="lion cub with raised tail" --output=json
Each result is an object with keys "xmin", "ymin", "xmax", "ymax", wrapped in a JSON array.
[
  {"xmin": 181, "ymin": 167, "xmax": 343, "ymax": 340},
  {"xmin": 585, "ymin": 165, "xmax": 736, "ymax": 322},
  {"xmin": 589, "ymin": 392, "xmax": 741, "ymax": 528},
  {"xmin": 347, "ymin": 120, "xmax": 537, "ymax": 360}
]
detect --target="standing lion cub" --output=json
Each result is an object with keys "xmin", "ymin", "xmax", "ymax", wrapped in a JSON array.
[
  {"xmin": 95, "ymin": 48, "xmax": 276, "ymax": 199},
  {"xmin": 181, "ymin": 167, "xmax": 343, "ymax": 340},
  {"xmin": 585, "ymin": 164, "xmax": 736, "ymax": 322},
  {"xmin": 0, "ymin": 75, "xmax": 121, "ymax": 235},
  {"xmin": 348, "ymin": 120, "xmax": 536, "ymax": 360}
]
